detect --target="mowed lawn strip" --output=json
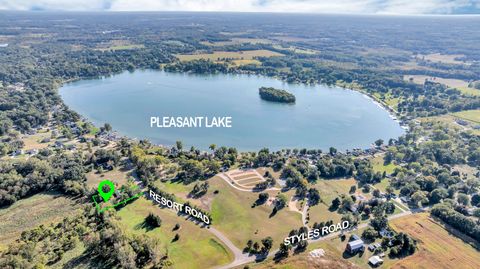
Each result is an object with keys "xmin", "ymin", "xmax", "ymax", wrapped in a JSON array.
[
  {"xmin": 116, "ymin": 197, "xmax": 233, "ymax": 269},
  {"xmin": 389, "ymin": 212, "xmax": 480, "ymax": 269}
]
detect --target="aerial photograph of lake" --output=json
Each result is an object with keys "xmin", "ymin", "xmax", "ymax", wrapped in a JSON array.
[{"xmin": 60, "ymin": 70, "xmax": 405, "ymax": 151}]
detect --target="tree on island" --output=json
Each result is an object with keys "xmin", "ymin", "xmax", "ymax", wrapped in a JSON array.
[{"xmin": 258, "ymin": 87, "xmax": 296, "ymax": 103}]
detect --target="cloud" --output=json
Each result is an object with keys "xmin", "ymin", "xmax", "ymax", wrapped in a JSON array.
[
  {"xmin": 0, "ymin": 0, "xmax": 113, "ymax": 11},
  {"xmin": 0, "ymin": 0, "xmax": 479, "ymax": 14}
]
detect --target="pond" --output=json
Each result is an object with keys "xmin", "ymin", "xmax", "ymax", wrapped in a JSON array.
[{"xmin": 59, "ymin": 70, "xmax": 404, "ymax": 151}]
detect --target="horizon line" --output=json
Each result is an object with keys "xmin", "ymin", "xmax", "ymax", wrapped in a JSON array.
[{"xmin": 1, "ymin": 10, "xmax": 480, "ymax": 16}]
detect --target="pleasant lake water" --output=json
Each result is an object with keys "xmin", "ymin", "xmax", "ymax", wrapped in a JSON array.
[{"xmin": 59, "ymin": 70, "xmax": 405, "ymax": 151}]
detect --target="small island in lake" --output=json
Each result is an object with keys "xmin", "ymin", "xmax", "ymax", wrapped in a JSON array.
[{"xmin": 259, "ymin": 87, "xmax": 296, "ymax": 103}]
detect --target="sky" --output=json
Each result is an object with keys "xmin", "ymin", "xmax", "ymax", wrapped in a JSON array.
[{"xmin": 0, "ymin": 0, "xmax": 479, "ymax": 15}]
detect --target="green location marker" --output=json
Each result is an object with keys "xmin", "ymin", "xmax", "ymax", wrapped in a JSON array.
[{"xmin": 98, "ymin": 180, "xmax": 115, "ymax": 202}]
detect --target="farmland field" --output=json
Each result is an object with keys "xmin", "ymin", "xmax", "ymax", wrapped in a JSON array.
[
  {"xmin": 404, "ymin": 75, "xmax": 480, "ymax": 96},
  {"xmin": 201, "ymin": 38, "xmax": 272, "ymax": 46},
  {"xmin": 452, "ymin": 109, "xmax": 480, "ymax": 123},
  {"xmin": 389, "ymin": 213, "xmax": 480, "ymax": 269},
  {"xmin": 0, "ymin": 192, "xmax": 81, "ymax": 250},
  {"xmin": 418, "ymin": 53, "xmax": 467, "ymax": 65},
  {"xmin": 175, "ymin": 50, "xmax": 283, "ymax": 62}
]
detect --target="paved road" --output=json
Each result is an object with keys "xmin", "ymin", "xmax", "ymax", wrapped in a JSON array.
[
  {"xmin": 213, "ymin": 172, "xmax": 430, "ymax": 269},
  {"xmin": 302, "ymin": 198, "xmax": 309, "ymax": 226},
  {"xmin": 208, "ymin": 227, "xmax": 254, "ymax": 269},
  {"xmin": 215, "ymin": 207, "xmax": 424, "ymax": 269}
]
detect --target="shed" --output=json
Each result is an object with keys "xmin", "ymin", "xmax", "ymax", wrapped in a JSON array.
[
  {"xmin": 369, "ymin": 255, "xmax": 384, "ymax": 266},
  {"xmin": 346, "ymin": 239, "xmax": 364, "ymax": 254},
  {"xmin": 350, "ymin": 234, "xmax": 361, "ymax": 241}
]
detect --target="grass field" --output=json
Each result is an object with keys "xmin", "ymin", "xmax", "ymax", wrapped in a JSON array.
[
  {"xmin": 272, "ymin": 44, "xmax": 318, "ymax": 55},
  {"xmin": 249, "ymin": 246, "xmax": 358, "ymax": 269},
  {"xmin": 313, "ymin": 178, "xmax": 357, "ymax": 205},
  {"xmin": 452, "ymin": 109, "xmax": 480, "ymax": 123},
  {"xmin": 389, "ymin": 213, "xmax": 480, "ymax": 269},
  {"xmin": 116, "ymin": 197, "xmax": 233, "ymax": 269},
  {"xmin": 85, "ymin": 167, "xmax": 132, "ymax": 189},
  {"xmin": 419, "ymin": 53, "xmax": 467, "ymax": 65},
  {"xmin": 21, "ymin": 129, "xmax": 52, "ymax": 150},
  {"xmin": 419, "ymin": 114, "xmax": 480, "ymax": 136},
  {"xmin": 230, "ymin": 59, "xmax": 262, "ymax": 66},
  {"xmin": 201, "ymin": 38, "xmax": 272, "ymax": 46},
  {"xmin": 0, "ymin": 192, "xmax": 80, "ymax": 250},
  {"xmin": 371, "ymin": 155, "xmax": 398, "ymax": 175},
  {"xmin": 95, "ymin": 40, "xmax": 144, "ymax": 51},
  {"xmin": 207, "ymin": 176, "xmax": 302, "ymax": 248},
  {"xmin": 404, "ymin": 75, "xmax": 480, "ymax": 96},
  {"xmin": 307, "ymin": 203, "xmax": 343, "ymax": 225},
  {"xmin": 308, "ymin": 178, "xmax": 357, "ymax": 225},
  {"xmin": 175, "ymin": 50, "xmax": 283, "ymax": 62}
]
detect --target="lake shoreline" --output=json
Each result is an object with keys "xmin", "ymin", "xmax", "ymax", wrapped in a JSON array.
[{"xmin": 59, "ymin": 69, "xmax": 405, "ymax": 152}]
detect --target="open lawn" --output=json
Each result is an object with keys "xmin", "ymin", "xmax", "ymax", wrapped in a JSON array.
[
  {"xmin": 418, "ymin": 53, "xmax": 467, "ymax": 65},
  {"xmin": 389, "ymin": 213, "xmax": 480, "ymax": 269},
  {"xmin": 313, "ymin": 178, "xmax": 357, "ymax": 205},
  {"xmin": 307, "ymin": 178, "xmax": 357, "ymax": 226},
  {"xmin": 207, "ymin": 176, "xmax": 302, "ymax": 249},
  {"xmin": 0, "ymin": 192, "xmax": 81, "ymax": 251},
  {"xmin": 371, "ymin": 155, "xmax": 397, "ymax": 175},
  {"xmin": 452, "ymin": 109, "xmax": 480, "ymax": 124},
  {"xmin": 382, "ymin": 93, "xmax": 402, "ymax": 110},
  {"xmin": 95, "ymin": 40, "xmax": 144, "ymax": 51},
  {"xmin": 419, "ymin": 114, "xmax": 480, "ymax": 136},
  {"xmin": 116, "ymin": 197, "xmax": 233, "ymax": 269},
  {"xmin": 307, "ymin": 203, "xmax": 342, "ymax": 225},
  {"xmin": 21, "ymin": 129, "xmax": 52, "ymax": 150},
  {"xmin": 201, "ymin": 38, "xmax": 272, "ymax": 46},
  {"xmin": 419, "ymin": 114, "xmax": 463, "ymax": 129},
  {"xmin": 85, "ymin": 167, "xmax": 132, "ymax": 189},
  {"xmin": 404, "ymin": 75, "xmax": 480, "ymax": 96},
  {"xmin": 175, "ymin": 50, "xmax": 283, "ymax": 62},
  {"xmin": 272, "ymin": 36, "xmax": 313, "ymax": 42},
  {"xmin": 272, "ymin": 44, "xmax": 318, "ymax": 55},
  {"xmin": 230, "ymin": 59, "xmax": 262, "ymax": 66}
]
